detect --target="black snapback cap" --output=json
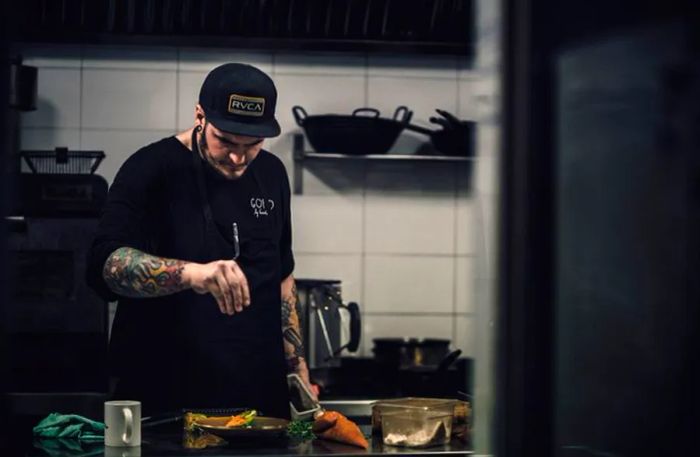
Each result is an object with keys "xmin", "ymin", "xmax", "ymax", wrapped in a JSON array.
[{"xmin": 198, "ymin": 63, "xmax": 281, "ymax": 138}]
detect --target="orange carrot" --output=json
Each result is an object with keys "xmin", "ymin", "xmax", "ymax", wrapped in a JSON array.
[
  {"xmin": 225, "ymin": 416, "xmax": 246, "ymax": 427},
  {"xmin": 313, "ymin": 411, "xmax": 369, "ymax": 449}
]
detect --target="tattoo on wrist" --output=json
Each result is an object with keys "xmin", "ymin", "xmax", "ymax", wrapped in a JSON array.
[
  {"xmin": 282, "ymin": 281, "xmax": 306, "ymax": 370},
  {"xmin": 286, "ymin": 355, "xmax": 301, "ymax": 372},
  {"xmin": 103, "ymin": 247, "xmax": 186, "ymax": 298}
]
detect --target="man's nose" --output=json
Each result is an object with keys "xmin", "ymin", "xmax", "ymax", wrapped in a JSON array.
[{"xmin": 229, "ymin": 151, "xmax": 246, "ymax": 165}]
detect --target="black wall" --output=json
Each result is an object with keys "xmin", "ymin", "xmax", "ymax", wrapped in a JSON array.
[{"xmin": 501, "ymin": 1, "xmax": 699, "ymax": 456}]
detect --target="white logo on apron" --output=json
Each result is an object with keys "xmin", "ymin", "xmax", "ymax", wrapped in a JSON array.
[{"xmin": 250, "ymin": 197, "xmax": 275, "ymax": 218}]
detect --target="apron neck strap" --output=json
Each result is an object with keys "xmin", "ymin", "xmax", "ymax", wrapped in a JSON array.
[{"xmin": 191, "ymin": 128, "xmax": 216, "ymax": 231}]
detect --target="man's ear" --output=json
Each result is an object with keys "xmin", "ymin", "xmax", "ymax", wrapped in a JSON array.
[{"xmin": 194, "ymin": 104, "xmax": 205, "ymax": 125}]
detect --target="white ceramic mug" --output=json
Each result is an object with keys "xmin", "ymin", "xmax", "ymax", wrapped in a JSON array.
[
  {"xmin": 104, "ymin": 400, "xmax": 141, "ymax": 447},
  {"xmin": 104, "ymin": 446, "xmax": 142, "ymax": 457}
]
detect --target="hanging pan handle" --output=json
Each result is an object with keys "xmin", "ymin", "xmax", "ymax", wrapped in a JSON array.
[
  {"xmin": 292, "ymin": 106, "xmax": 308, "ymax": 126},
  {"xmin": 352, "ymin": 107, "xmax": 380, "ymax": 117},
  {"xmin": 393, "ymin": 105, "xmax": 413, "ymax": 124},
  {"xmin": 405, "ymin": 123, "xmax": 435, "ymax": 136}
]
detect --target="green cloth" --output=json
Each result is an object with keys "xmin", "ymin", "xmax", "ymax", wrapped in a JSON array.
[{"xmin": 33, "ymin": 413, "xmax": 105, "ymax": 441}]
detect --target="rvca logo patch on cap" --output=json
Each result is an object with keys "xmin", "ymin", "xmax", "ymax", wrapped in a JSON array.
[{"xmin": 228, "ymin": 94, "xmax": 265, "ymax": 117}]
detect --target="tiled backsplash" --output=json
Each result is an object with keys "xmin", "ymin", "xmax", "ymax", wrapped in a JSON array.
[{"xmin": 16, "ymin": 3, "xmax": 500, "ymax": 360}]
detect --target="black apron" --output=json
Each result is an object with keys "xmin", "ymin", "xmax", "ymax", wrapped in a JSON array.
[{"xmin": 164, "ymin": 132, "xmax": 289, "ymax": 418}]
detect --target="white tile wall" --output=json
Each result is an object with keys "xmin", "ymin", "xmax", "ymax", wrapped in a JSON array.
[
  {"xmin": 363, "ymin": 255, "xmax": 454, "ymax": 313},
  {"xmin": 17, "ymin": 44, "xmax": 82, "ymax": 68},
  {"xmin": 18, "ymin": 2, "xmax": 500, "ymax": 364},
  {"xmin": 275, "ymin": 53, "xmax": 365, "ymax": 76},
  {"xmin": 476, "ymin": 195, "xmax": 498, "ymax": 279},
  {"xmin": 477, "ymin": 122, "xmax": 500, "ymax": 157},
  {"xmin": 21, "ymin": 68, "xmax": 81, "ymax": 128},
  {"xmin": 368, "ymin": 55, "xmax": 457, "ymax": 79},
  {"xmin": 456, "ymin": 257, "xmax": 478, "ymax": 314},
  {"xmin": 177, "ymin": 71, "xmax": 207, "ymax": 130},
  {"xmin": 293, "ymin": 254, "xmax": 363, "ymax": 304},
  {"xmin": 454, "ymin": 315, "xmax": 477, "ymax": 357},
  {"xmin": 458, "ymin": 76, "xmax": 480, "ymax": 121},
  {"xmin": 473, "ymin": 153, "xmax": 498, "ymax": 195},
  {"xmin": 457, "ymin": 190, "xmax": 479, "ymax": 255},
  {"xmin": 82, "ymin": 69, "xmax": 177, "ymax": 130},
  {"xmin": 365, "ymin": 194, "xmax": 455, "ymax": 255},
  {"xmin": 274, "ymin": 73, "xmax": 366, "ymax": 137},
  {"xmin": 20, "ymin": 128, "xmax": 81, "ymax": 151},
  {"xmin": 82, "ymin": 46, "xmax": 177, "ymax": 70},
  {"xmin": 367, "ymin": 76, "xmax": 458, "ymax": 128},
  {"xmin": 292, "ymin": 194, "xmax": 364, "ymax": 254},
  {"xmin": 179, "ymin": 49, "xmax": 273, "ymax": 73}
]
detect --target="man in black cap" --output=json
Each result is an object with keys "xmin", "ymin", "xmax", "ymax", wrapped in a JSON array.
[{"xmin": 86, "ymin": 63, "xmax": 315, "ymax": 417}]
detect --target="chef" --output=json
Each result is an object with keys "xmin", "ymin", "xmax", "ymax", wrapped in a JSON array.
[{"xmin": 86, "ymin": 63, "xmax": 316, "ymax": 417}]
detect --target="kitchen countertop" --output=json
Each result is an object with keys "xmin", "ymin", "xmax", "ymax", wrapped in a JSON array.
[{"xmin": 21, "ymin": 422, "xmax": 473, "ymax": 456}]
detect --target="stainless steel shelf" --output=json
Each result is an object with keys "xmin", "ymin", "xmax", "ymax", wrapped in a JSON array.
[
  {"xmin": 292, "ymin": 134, "xmax": 475, "ymax": 194},
  {"xmin": 301, "ymin": 151, "xmax": 475, "ymax": 162}
]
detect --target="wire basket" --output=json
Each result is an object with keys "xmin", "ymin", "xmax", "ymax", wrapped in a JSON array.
[{"xmin": 21, "ymin": 147, "xmax": 105, "ymax": 174}]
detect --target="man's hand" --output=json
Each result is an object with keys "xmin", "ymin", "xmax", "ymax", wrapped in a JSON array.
[
  {"xmin": 281, "ymin": 274, "xmax": 320, "ymax": 400},
  {"xmin": 183, "ymin": 260, "xmax": 251, "ymax": 315},
  {"xmin": 296, "ymin": 358, "xmax": 320, "ymax": 401}
]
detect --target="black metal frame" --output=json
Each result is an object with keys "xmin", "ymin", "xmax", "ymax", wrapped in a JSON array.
[
  {"xmin": 1, "ymin": 12, "xmax": 12, "ymax": 448},
  {"xmin": 497, "ymin": 0, "xmax": 555, "ymax": 455},
  {"xmin": 11, "ymin": 0, "xmax": 475, "ymax": 57}
]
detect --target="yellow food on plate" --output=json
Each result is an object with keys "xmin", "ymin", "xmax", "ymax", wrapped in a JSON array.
[{"xmin": 184, "ymin": 412, "xmax": 208, "ymax": 431}]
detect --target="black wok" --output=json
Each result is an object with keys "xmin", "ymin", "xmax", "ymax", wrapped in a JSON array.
[{"xmin": 293, "ymin": 105, "xmax": 413, "ymax": 155}]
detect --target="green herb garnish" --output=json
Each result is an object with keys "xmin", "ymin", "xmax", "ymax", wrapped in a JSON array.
[{"xmin": 287, "ymin": 420, "xmax": 315, "ymax": 440}]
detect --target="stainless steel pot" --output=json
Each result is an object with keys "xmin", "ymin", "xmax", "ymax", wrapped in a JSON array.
[{"xmin": 372, "ymin": 338, "xmax": 452, "ymax": 369}]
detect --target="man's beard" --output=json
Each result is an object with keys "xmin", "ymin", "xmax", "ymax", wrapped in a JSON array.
[{"xmin": 198, "ymin": 122, "xmax": 247, "ymax": 178}]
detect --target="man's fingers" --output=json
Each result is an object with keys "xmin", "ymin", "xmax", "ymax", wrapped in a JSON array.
[
  {"xmin": 230, "ymin": 262, "xmax": 251, "ymax": 307},
  {"xmin": 210, "ymin": 282, "xmax": 226, "ymax": 314},
  {"xmin": 214, "ymin": 274, "xmax": 234, "ymax": 315},
  {"xmin": 223, "ymin": 266, "xmax": 243, "ymax": 312},
  {"xmin": 203, "ymin": 276, "xmax": 226, "ymax": 314}
]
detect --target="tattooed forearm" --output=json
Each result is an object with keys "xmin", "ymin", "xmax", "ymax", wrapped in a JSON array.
[
  {"xmin": 281, "ymin": 278, "xmax": 305, "ymax": 372},
  {"xmin": 103, "ymin": 247, "xmax": 188, "ymax": 298}
]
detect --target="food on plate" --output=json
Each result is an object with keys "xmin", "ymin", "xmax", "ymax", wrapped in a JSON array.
[
  {"xmin": 184, "ymin": 412, "xmax": 209, "ymax": 431},
  {"xmin": 225, "ymin": 409, "xmax": 257, "ymax": 427},
  {"xmin": 312, "ymin": 410, "xmax": 369, "ymax": 449}
]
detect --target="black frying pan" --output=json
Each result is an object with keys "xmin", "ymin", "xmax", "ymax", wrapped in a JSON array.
[{"xmin": 405, "ymin": 109, "xmax": 475, "ymax": 157}]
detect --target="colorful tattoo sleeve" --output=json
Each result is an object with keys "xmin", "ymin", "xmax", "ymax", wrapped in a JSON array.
[
  {"xmin": 281, "ymin": 278, "xmax": 306, "ymax": 373},
  {"xmin": 102, "ymin": 247, "xmax": 187, "ymax": 298}
]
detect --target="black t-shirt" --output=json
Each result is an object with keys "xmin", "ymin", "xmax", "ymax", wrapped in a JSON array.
[
  {"xmin": 87, "ymin": 136, "xmax": 294, "ymax": 301},
  {"xmin": 86, "ymin": 136, "xmax": 294, "ymax": 413}
]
